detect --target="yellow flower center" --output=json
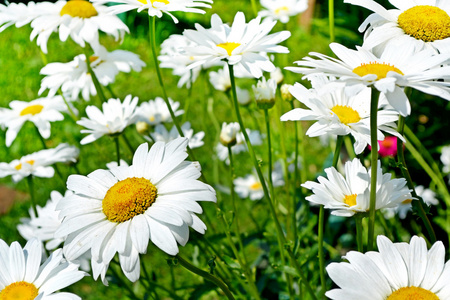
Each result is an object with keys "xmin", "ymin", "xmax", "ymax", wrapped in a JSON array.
[
  {"xmin": 398, "ymin": 5, "xmax": 450, "ymax": 42},
  {"xmin": 137, "ymin": 0, "xmax": 170, "ymax": 5},
  {"xmin": 331, "ymin": 105, "xmax": 361, "ymax": 125},
  {"xmin": 60, "ymin": 0, "xmax": 98, "ymax": 18},
  {"xmin": 0, "ymin": 281, "xmax": 39, "ymax": 300},
  {"xmin": 387, "ymin": 286, "xmax": 439, "ymax": 300},
  {"xmin": 275, "ymin": 6, "xmax": 289, "ymax": 15},
  {"xmin": 102, "ymin": 177, "xmax": 157, "ymax": 223},
  {"xmin": 250, "ymin": 182, "xmax": 262, "ymax": 191},
  {"xmin": 402, "ymin": 199, "xmax": 413, "ymax": 204},
  {"xmin": 352, "ymin": 62, "xmax": 404, "ymax": 80},
  {"xmin": 343, "ymin": 194, "xmax": 357, "ymax": 206},
  {"xmin": 217, "ymin": 42, "xmax": 241, "ymax": 56},
  {"xmin": 15, "ymin": 160, "xmax": 35, "ymax": 171},
  {"xmin": 20, "ymin": 105, "xmax": 44, "ymax": 116}
]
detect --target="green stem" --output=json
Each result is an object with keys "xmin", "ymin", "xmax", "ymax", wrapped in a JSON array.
[
  {"xmin": 264, "ymin": 109, "xmax": 275, "ymax": 200},
  {"xmin": 58, "ymin": 90, "xmax": 78, "ymax": 121},
  {"xmin": 122, "ymin": 133, "xmax": 135, "ymax": 155},
  {"xmin": 328, "ymin": 0, "xmax": 335, "ymax": 42},
  {"xmin": 114, "ymin": 136, "xmax": 121, "ymax": 165},
  {"xmin": 250, "ymin": 0, "xmax": 258, "ymax": 18},
  {"xmin": 83, "ymin": 46, "xmax": 107, "ymax": 103},
  {"xmin": 318, "ymin": 205, "xmax": 326, "ymax": 298},
  {"xmin": 355, "ymin": 215, "xmax": 363, "ymax": 252},
  {"xmin": 285, "ymin": 249, "xmax": 318, "ymax": 300},
  {"xmin": 106, "ymin": 85, "xmax": 117, "ymax": 99},
  {"xmin": 26, "ymin": 176, "xmax": 38, "ymax": 218},
  {"xmin": 376, "ymin": 210, "xmax": 393, "ymax": 241}
]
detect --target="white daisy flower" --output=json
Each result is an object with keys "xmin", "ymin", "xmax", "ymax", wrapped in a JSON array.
[
  {"xmin": 216, "ymin": 129, "xmax": 263, "ymax": 163},
  {"xmin": 183, "ymin": 11, "xmax": 291, "ymax": 78},
  {"xmin": 0, "ymin": 96, "xmax": 66, "ymax": 147},
  {"xmin": 345, "ymin": 0, "xmax": 450, "ymax": 54},
  {"xmin": 280, "ymin": 76, "xmax": 402, "ymax": 154},
  {"xmin": 234, "ymin": 167, "xmax": 284, "ymax": 201},
  {"xmin": 219, "ymin": 122, "xmax": 240, "ymax": 146},
  {"xmin": 302, "ymin": 158, "xmax": 412, "ymax": 217},
  {"xmin": 55, "ymin": 138, "xmax": 216, "ymax": 283},
  {"xmin": 236, "ymin": 87, "xmax": 252, "ymax": 106},
  {"xmin": 136, "ymin": 97, "xmax": 184, "ymax": 126},
  {"xmin": 147, "ymin": 122, "xmax": 205, "ymax": 149},
  {"xmin": 0, "ymin": 1, "xmax": 52, "ymax": 32},
  {"xmin": 0, "ymin": 239, "xmax": 85, "ymax": 300},
  {"xmin": 441, "ymin": 145, "xmax": 450, "ymax": 174},
  {"xmin": 29, "ymin": 0, "xmax": 128, "ymax": 53},
  {"xmin": 253, "ymin": 77, "xmax": 277, "ymax": 109},
  {"xmin": 39, "ymin": 45, "xmax": 146, "ymax": 101},
  {"xmin": 259, "ymin": 0, "xmax": 308, "ymax": 23},
  {"xmin": 77, "ymin": 95, "xmax": 139, "ymax": 144},
  {"xmin": 287, "ymin": 40, "xmax": 450, "ymax": 116},
  {"xmin": 92, "ymin": 0, "xmax": 212, "ymax": 23},
  {"xmin": 270, "ymin": 67, "xmax": 284, "ymax": 84},
  {"xmin": 326, "ymin": 235, "xmax": 450, "ymax": 299},
  {"xmin": 209, "ymin": 66, "xmax": 231, "ymax": 92}
]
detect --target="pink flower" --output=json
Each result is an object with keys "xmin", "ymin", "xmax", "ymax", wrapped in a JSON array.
[{"xmin": 368, "ymin": 136, "xmax": 398, "ymax": 157}]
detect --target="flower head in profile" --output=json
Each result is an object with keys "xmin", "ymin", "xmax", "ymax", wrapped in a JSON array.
[
  {"xmin": 216, "ymin": 129, "xmax": 263, "ymax": 163},
  {"xmin": 55, "ymin": 138, "xmax": 216, "ymax": 283},
  {"xmin": 326, "ymin": 235, "xmax": 450, "ymax": 299},
  {"xmin": 147, "ymin": 122, "xmax": 205, "ymax": 149},
  {"xmin": 253, "ymin": 77, "xmax": 277, "ymax": 109},
  {"xmin": 136, "ymin": 97, "xmax": 184, "ymax": 126},
  {"xmin": 220, "ymin": 122, "xmax": 240, "ymax": 147},
  {"xmin": 234, "ymin": 167, "xmax": 284, "ymax": 200},
  {"xmin": 183, "ymin": 12, "xmax": 291, "ymax": 78},
  {"xmin": 259, "ymin": 0, "xmax": 308, "ymax": 23}
]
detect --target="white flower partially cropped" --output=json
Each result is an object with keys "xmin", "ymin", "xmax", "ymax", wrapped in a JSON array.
[
  {"xmin": 280, "ymin": 77, "xmax": 402, "ymax": 154},
  {"xmin": 0, "ymin": 239, "xmax": 86, "ymax": 300},
  {"xmin": 136, "ymin": 97, "xmax": 184, "ymax": 126},
  {"xmin": 302, "ymin": 158, "xmax": 411, "ymax": 217},
  {"xmin": 0, "ymin": 1, "xmax": 51, "ymax": 32},
  {"xmin": 92, "ymin": 0, "xmax": 212, "ymax": 23},
  {"xmin": 345, "ymin": 0, "xmax": 450, "ymax": 54},
  {"xmin": 216, "ymin": 129, "xmax": 263, "ymax": 163},
  {"xmin": 219, "ymin": 122, "xmax": 240, "ymax": 146},
  {"xmin": 29, "ymin": 0, "xmax": 128, "ymax": 53},
  {"xmin": 183, "ymin": 11, "xmax": 291, "ymax": 78},
  {"xmin": 287, "ymin": 40, "xmax": 450, "ymax": 116},
  {"xmin": 441, "ymin": 145, "xmax": 450, "ymax": 173},
  {"xmin": 327, "ymin": 235, "xmax": 450, "ymax": 299},
  {"xmin": 55, "ymin": 138, "xmax": 216, "ymax": 283},
  {"xmin": 77, "ymin": 95, "xmax": 139, "ymax": 144},
  {"xmin": 234, "ymin": 167, "xmax": 284, "ymax": 201},
  {"xmin": 40, "ymin": 45, "xmax": 145, "ymax": 101},
  {"xmin": 147, "ymin": 122, "xmax": 205, "ymax": 149},
  {"xmin": 209, "ymin": 66, "xmax": 231, "ymax": 91},
  {"xmin": 259, "ymin": 0, "xmax": 308, "ymax": 23}
]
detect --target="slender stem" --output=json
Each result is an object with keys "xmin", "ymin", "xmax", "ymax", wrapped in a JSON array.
[
  {"xmin": 264, "ymin": 109, "xmax": 275, "ymax": 199},
  {"xmin": 332, "ymin": 136, "xmax": 344, "ymax": 167},
  {"xmin": 285, "ymin": 249, "xmax": 318, "ymax": 300},
  {"xmin": 318, "ymin": 205, "xmax": 326, "ymax": 298},
  {"xmin": 83, "ymin": 46, "xmax": 107, "ymax": 103},
  {"xmin": 122, "ymin": 133, "xmax": 135, "ymax": 155},
  {"xmin": 376, "ymin": 210, "xmax": 394, "ymax": 241},
  {"xmin": 176, "ymin": 255, "xmax": 235, "ymax": 300},
  {"xmin": 58, "ymin": 90, "xmax": 78, "ymax": 121},
  {"xmin": 106, "ymin": 85, "xmax": 117, "ymax": 99},
  {"xmin": 114, "ymin": 136, "xmax": 121, "ymax": 165},
  {"xmin": 328, "ymin": 0, "xmax": 335, "ymax": 42},
  {"xmin": 355, "ymin": 215, "xmax": 363, "ymax": 252},
  {"xmin": 250, "ymin": 0, "xmax": 258, "ymax": 18},
  {"xmin": 26, "ymin": 176, "xmax": 38, "ymax": 217}
]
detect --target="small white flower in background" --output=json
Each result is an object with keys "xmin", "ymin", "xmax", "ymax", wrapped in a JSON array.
[
  {"xmin": 147, "ymin": 122, "xmax": 205, "ymax": 149},
  {"xmin": 220, "ymin": 122, "xmax": 240, "ymax": 146},
  {"xmin": 253, "ymin": 77, "xmax": 277, "ymax": 109},
  {"xmin": 234, "ymin": 168, "xmax": 284, "ymax": 200},
  {"xmin": 237, "ymin": 87, "xmax": 252, "ymax": 106},
  {"xmin": 55, "ymin": 138, "xmax": 216, "ymax": 283},
  {"xmin": 136, "ymin": 97, "xmax": 184, "ymax": 126},
  {"xmin": 29, "ymin": 0, "xmax": 129, "ymax": 53},
  {"xmin": 0, "ymin": 239, "xmax": 86, "ymax": 299},
  {"xmin": 92, "ymin": 0, "xmax": 212, "ymax": 23},
  {"xmin": 441, "ymin": 145, "xmax": 450, "ymax": 174},
  {"xmin": 77, "ymin": 95, "xmax": 139, "ymax": 144},
  {"xmin": 0, "ymin": 96, "xmax": 66, "ymax": 147},
  {"xmin": 326, "ymin": 235, "xmax": 450, "ymax": 299},
  {"xmin": 270, "ymin": 67, "xmax": 284, "ymax": 84},
  {"xmin": 209, "ymin": 66, "xmax": 231, "ymax": 92},
  {"xmin": 183, "ymin": 11, "xmax": 291, "ymax": 78},
  {"xmin": 40, "ymin": 45, "xmax": 146, "ymax": 101},
  {"xmin": 0, "ymin": 1, "xmax": 51, "ymax": 32},
  {"xmin": 216, "ymin": 129, "xmax": 263, "ymax": 163},
  {"xmin": 259, "ymin": 0, "xmax": 308, "ymax": 23},
  {"xmin": 280, "ymin": 83, "xmax": 293, "ymax": 101}
]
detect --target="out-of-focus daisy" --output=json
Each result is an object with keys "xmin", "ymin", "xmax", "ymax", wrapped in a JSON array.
[
  {"xmin": 270, "ymin": 67, "xmax": 284, "ymax": 84},
  {"xmin": 55, "ymin": 139, "xmax": 216, "ymax": 283},
  {"xmin": 216, "ymin": 129, "xmax": 263, "ymax": 163},
  {"xmin": 259, "ymin": 0, "xmax": 308, "ymax": 23},
  {"xmin": 92, "ymin": 0, "xmax": 212, "ymax": 23},
  {"xmin": 234, "ymin": 168, "xmax": 284, "ymax": 200},
  {"xmin": 441, "ymin": 145, "xmax": 450, "ymax": 173},
  {"xmin": 77, "ymin": 95, "xmax": 139, "ymax": 144},
  {"xmin": 0, "ymin": 96, "xmax": 66, "ymax": 147},
  {"xmin": 40, "ymin": 45, "xmax": 145, "ymax": 101},
  {"xmin": 327, "ymin": 235, "xmax": 450, "ymax": 299},
  {"xmin": 0, "ymin": 1, "xmax": 51, "ymax": 32},
  {"xmin": 302, "ymin": 158, "xmax": 411, "ymax": 217},
  {"xmin": 0, "ymin": 239, "xmax": 86, "ymax": 300},
  {"xmin": 237, "ymin": 87, "xmax": 252, "ymax": 106},
  {"xmin": 209, "ymin": 66, "xmax": 231, "ymax": 92},
  {"xmin": 29, "ymin": 0, "xmax": 128, "ymax": 53},
  {"xmin": 345, "ymin": 0, "xmax": 450, "ymax": 54},
  {"xmin": 147, "ymin": 122, "xmax": 205, "ymax": 149},
  {"xmin": 136, "ymin": 97, "xmax": 184, "ymax": 126},
  {"xmin": 281, "ymin": 77, "xmax": 401, "ymax": 154},
  {"xmin": 183, "ymin": 12, "xmax": 291, "ymax": 78},
  {"xmin": 253, "ymin": 77, "xmax": 277, "ymax": 109},
  {"xmin": 287, "ymin": 40, "xmax": 450, "ymax": 116},
  {"xmin": 220, "ymin": 122, "xmax": 240, "ymax": 146}
]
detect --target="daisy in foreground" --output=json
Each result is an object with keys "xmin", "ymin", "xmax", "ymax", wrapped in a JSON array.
[
  {"xmin": 0, "ymin": 238, "xmax": 85, "ymax": 299},
  {"xmin": 55, "ymin": 138, "xmax": 216, "ymax": 283},
  {"xmin": 287, "ymin": 39, "xmax": 450, "ymax": 116},
  {"xmin": 326, "ymin": 235, "xmax": 450, "ymax": 299}
]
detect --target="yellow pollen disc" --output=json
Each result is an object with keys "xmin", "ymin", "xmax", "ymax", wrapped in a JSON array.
[
  {"xmin": 20, "ymin": 104, "xmax": 44, "ymax": 116},
  {"xmin": 250, "ymin": 182, "xmax": 262, "ymax": 191},
  {"xmin": 60, "ymin": 0, "xmax": 98, "ymax": 18},
  {"xmin": 352, "ymin": 62, "xmax": 404, "ymax": 80},
  {"xmin": 398, "ymin": 5, "xmax": 450, "ymax": 42},
  {"xmin": 275, "ymin": 6, "xmax": 289, "ymax": 15},
  {"xmin": 331, "ymin": 105, "xmax": 361, "ymax": 125},
  {"xmin": 137, "ymin": 0, "xmax": 170, "ymax": 5},
  {"xmin": 14, "ymin": 160, "xmax": 35, "ymax": 171},
  {"xmin": 217, "ymin": 42, "xmax": 241, "ymax": 56},
  {"xmin": 89, "ymin": 56, "xmax": 99, "ymax": 63},
  {"xmin": 0, "ymin": 281, "xmax": 39, "ymax": 300},
  {"xmin": 387, "ymin": 286, "xmax": 439, "ymax": 300},
  {"xmin": 102, "ymin": 177, "xmax": 157, "ymax": 223},
  {"xmin": 343, "ymin": 194, "xmax": 357, "ymax": 206}
]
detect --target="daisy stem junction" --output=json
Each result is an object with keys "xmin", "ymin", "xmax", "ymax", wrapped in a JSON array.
[{"xmin": 83, "ymin": 46, "xmax": 107, "ymax": 103}]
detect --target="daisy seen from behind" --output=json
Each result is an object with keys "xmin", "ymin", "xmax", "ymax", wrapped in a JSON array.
[
  {"xmin": 55, "ymin": 138, "xmax": 216, "ymax": 283},
  {"xmin": 258, "ymin": 0, "xmax": 308, "ymax": 24}
]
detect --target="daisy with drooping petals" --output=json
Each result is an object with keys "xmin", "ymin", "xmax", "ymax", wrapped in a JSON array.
[
  {"xmin": 136, "ymin": 97, "xmax": 184, "ymax": 126},
  {"xmin": 259, "ymin": 0, "xmax": 308, "ymax": 24},
  {"xmin": 55, "ymin": 138, "xmax": 216, "ymax": 283},
  {"xmin": 183, "ymin": 12, "xmax": 291, "ymax": 78},
  {"xmin": 0, "ymin": 238, "xmax": 86, "ymax": 300},
  {"xmin": 327, "ymin": 235, "xmax": 450, "ymax": 299},
  {"xmin": 148, "ymin": 122, "xmax": 205, "ymax": 149},
  {"xmin": 287, "ymin": 40, "xmax": 450, "ymax": 116},
  {"xmin": 77, "ymin": 95, "xmax": 139, "ymax": 144}
]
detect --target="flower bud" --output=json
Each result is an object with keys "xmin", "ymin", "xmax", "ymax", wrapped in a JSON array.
[
  {"xmin": 220, "ymin": 122, "xmax": 240, "ymax": 147},
  {"xmin": 281, "ymin": 84, "xmax": 293, "ymax": 102},
  {"xmin": 253, "ymin": 78, "xmax": 277, "ymax": 109},
  {"xmin": 136, "ymin": 121, "xmax": 150, "ymax": 135}
]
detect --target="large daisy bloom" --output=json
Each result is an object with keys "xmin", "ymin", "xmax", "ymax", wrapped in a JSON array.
[
  {"xmin": 345, "ymin": 0, "xmax": 450, "ymax": 54},
  {"xmin": 302, "ymin": 158, "xmax": 412, "ymax": 217},
  {"xmin": 259, "ymin": 0, "xmax": 308, "ymax": 23},
  {"xmin": 148, "ymin": 122, "xmax": 205, "ymax": 149},
  {"xmin": 77, "ymin": 95, "xmax": 139, "ymax": 144},
  {"xmin": 183, "ymin": 12, "xmax": 291, "ymax": 78},
  {"xmin": 327, "ymin": 235, "xmax": 450, "ymax": 299},
  {"xmin": 0, "ymin": 96, "xmax": 66, "ymax": 147},
  {"xmin": 287, "ymin": 40, "xmax": 450, "ymax": 116},
  {"xmin": 280, "ymin": 77, "xmax": 402, "ymax": 154},
  {"xmin": 136, "ymin": 97, "xmax": 184, "ymax": 126},
  {"xmin": 29, "ymin": 0, "xmax": 128, "ymax": 53},
  {"xmin": 92, "ymin": 0, "xmax": 212, "ymax": 23},
  {"xmin": 55, "ymin": 138, "xmax": 216, "ymax": 283},
  {"xmin": 0, "ymin": 239, "xmax": 86, "ymax": 300}
]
